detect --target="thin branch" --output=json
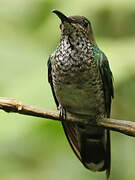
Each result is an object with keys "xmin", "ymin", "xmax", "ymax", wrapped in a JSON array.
[{"xmin": 0, "ymin": 97, "xmax": 135, "ymax": 137}]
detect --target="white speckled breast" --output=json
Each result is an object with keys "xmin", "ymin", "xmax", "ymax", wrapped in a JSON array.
[{"xmin": 50, "ymin": 35, "xmax": 105, "ymax": 117}]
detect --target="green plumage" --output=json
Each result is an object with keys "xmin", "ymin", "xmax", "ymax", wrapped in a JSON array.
[{"xmin": 47, "ymin": 10, "xmax": 114, "ymax": 179}]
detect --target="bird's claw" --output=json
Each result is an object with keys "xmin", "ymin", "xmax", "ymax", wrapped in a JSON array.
[{"xmin": 58, "ymin": 105, "xmax": 66, "ymax": 120}]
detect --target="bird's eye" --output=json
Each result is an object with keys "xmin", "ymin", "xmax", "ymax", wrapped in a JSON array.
[{"xmin": 83, "ymin": 20, "xmax": 89, "ymax": 28}]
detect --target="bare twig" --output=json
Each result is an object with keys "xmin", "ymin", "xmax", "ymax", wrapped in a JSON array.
[{"xmin": 0, "ymin": 97, "xmax": 135, "ymax": 137}]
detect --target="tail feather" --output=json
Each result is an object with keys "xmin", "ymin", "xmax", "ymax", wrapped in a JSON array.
[
  {"xmin": 106, "ymin": 130, "xmax": 111, "ymax": 179},
  {"xmin": 80, "ymin": 128, "xmax": 108, "ymax": 171},
  {"xmin": 81, "ymin": 137, "xmax": 106, "ymax": 171},
  {"xmin": 62, "ymin": 121, "xmax": 111, "ymax": 178}
]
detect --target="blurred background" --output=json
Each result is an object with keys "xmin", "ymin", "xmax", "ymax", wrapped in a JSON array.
[{"xmin": 0, "ymin": 0, "xmax": 135, "ymax": 179}]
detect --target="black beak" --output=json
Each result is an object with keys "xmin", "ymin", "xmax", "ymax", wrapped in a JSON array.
[{"xmin": 52, "ymin": 9, "xmax": 71, "ymax": 23}]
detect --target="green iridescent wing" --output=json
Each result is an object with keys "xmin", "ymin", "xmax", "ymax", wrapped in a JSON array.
[
  {"xmin": 98, "ymin": 53, "xmax": 114, "ymax": 118},
  {"xmin": 98, "ymin": 52, "xmax": 114, "ymax": 178},
  {"xmin": 47, "ymin": 58, "xmax": 59, "ymax": 107}
]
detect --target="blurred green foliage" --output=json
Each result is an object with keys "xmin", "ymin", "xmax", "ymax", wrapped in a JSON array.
[{"xmin": 0, "ymin": 0, "xmax": 135, "ymax": 180}]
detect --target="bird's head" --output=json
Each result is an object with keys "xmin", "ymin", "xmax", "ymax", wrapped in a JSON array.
[{"xmin": 52, "ymin": 10, "xmax": 95, "ymax": 44}]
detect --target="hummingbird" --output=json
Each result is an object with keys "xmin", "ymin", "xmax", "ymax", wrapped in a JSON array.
[{"xmin": 47, "ymin": 10, "xmax": 114, "ymax": 179}]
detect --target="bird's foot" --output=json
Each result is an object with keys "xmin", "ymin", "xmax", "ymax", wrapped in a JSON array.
[{"xmin": 58, "ymin": 105, "xmax": 66, "ymax": 120}]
